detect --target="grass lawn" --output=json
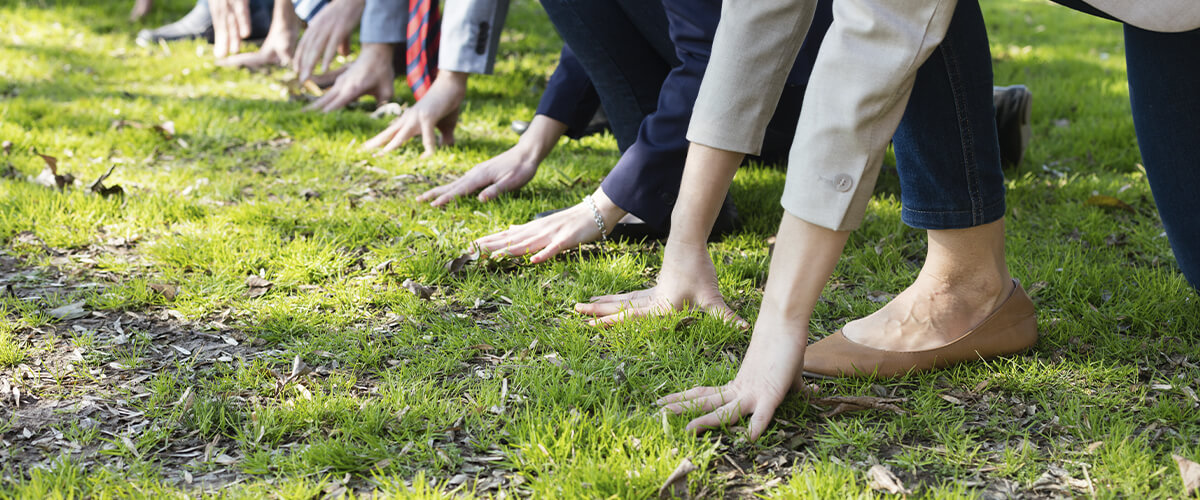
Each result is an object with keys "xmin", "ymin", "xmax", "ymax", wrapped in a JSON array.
[{"xmin": 1, "ymin": 0, "xmax": 1198, "ymax": 497}]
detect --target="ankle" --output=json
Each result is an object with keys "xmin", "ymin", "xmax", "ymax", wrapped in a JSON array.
[{"xmin": 913, "ymin": 269, "xmax": 1012, "ymax": 307}]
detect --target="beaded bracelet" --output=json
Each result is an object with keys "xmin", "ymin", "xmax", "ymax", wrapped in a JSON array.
[{"xmin": 584, "ymin": 195, "xmax": 608, "ymax": 241}]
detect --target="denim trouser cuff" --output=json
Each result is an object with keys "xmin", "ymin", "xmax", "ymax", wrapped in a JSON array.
[{"xmin": 901, "ymin": 194, "xmax": 1006, "ymax": 230}]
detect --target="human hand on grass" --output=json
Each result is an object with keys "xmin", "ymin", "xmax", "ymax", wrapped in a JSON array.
[
  {"xmin": 217, "ymin": 1, "xmax": 299, "ymax": 69},
  {"xmin": 293, "ymin": 0, "xmax": 364, "ymax": 83},
  {"xmin": 361, "ymin": 71, "xmax": 468, "ymax": 158},
  {"xmin": 211, "ymin": 0, "xmax": 251, "ymax": 58},
  {"xmin": 657, "ymin": 312, "xmax": 808, "ymax": 440},
  {"xmin": 574, "ymin": 239, "xmax": 747, "ymax": 327},
  {"xmin": 417, "ymin": 115, "xmax": 569, "ymax": 206},
  {"xmin": 472, "ymin": 187, "xmax": 624, "ymax": 263},
  {"xmin": 305, "ymin": 43, "xmax": 394, "ymax": 112}
]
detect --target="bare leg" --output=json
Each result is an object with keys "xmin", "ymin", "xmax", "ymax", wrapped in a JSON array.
[{"xmin": 841, "ymin": 218, "xmax": 1012, "ymax": 351}]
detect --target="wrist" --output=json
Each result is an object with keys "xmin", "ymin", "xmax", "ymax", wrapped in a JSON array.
[
  {"xmin": 588, "ymin": 187, "xmax": 628, "ymax": 237},
  {"xmin": 515, "ymin": 115, "xmax": 568, "ymax": 161},
  {"xmin": 361, "ymin": 43, "xmax": 395, "ymax": 62},
  {"xmin": 436, "ymin": 70, "xmax": 469, "ymax": 93}
]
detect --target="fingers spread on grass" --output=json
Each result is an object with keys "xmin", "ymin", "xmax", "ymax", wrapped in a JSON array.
[
  {"xmin": 587, "ymin": 304, "xmax": 673, "ymax": 327},
  {"xmin": 685, "ymin": 400, "xmax": 747, "ymax": 434},
  {"xmin": 746, "ymin": 402, "xmax": 778, "ymax": 441},
  {"xmin": 656, "ymin": 386, "xmax": 721, "ymax": 406},
  {"xmin": 420, "ymin": 118, "xmax": 438, "ymax": 157},
  {"xmin": 216, "ymin": 51, "xmax": 268, "ymax": 68},
  {"xmin": 704, "ymin": 302, "xmax": 749, "ymax": 329},
  {"xmin": 574, "ymin": 291, "xmax": 655, "ymax": 316},
  {"xmin": 662, "ymin": 392, "xmax": 731, "ymax": 415},
  {"xmin": 232, "ymin": 0, "xmax": 251, "ymax": 38}
]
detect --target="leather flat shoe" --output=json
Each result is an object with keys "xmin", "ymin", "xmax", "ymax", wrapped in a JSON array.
[{"xmin": 802, "ymin": 279, "xmax": 1038, "ymax": 379}]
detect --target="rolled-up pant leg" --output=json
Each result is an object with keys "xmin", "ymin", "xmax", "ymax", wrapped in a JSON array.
[{"xmin": 892, "ymin": 0, "xmax": 1006, "ymax": 230}]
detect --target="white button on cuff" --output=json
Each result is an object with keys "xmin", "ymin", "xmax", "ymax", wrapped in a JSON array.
[{"xmin": 832, "ymin": 174, "xmax": 854, "ymax": 192}]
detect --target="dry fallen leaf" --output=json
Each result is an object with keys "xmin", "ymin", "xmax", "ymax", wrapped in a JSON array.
[
  {"xmin": 290, "ymin": 354, "xmax": 311, "ymax": 379},
  {"xmin": 444, "ymin": 253, "xmax": 478, "ymax": 275},
  {"xmin": 156, "ymin": 121, "xmax": 175, "ymax": 140},
  {"xmin": 370, "ymin": 102, "xmax": 406, "ymax": 120},
  {"xmin": 148, "ymin": 283, "xmax": 178, "ymax": 300},
  {"xmin": 867, "ymin": 464, "xmax": 911, "ymax": 495},
  {"xmin": 401, "ymin": 278, "xmax": 433, "ymax": 299},
  {"xmin": 46, "ymin": 301, "xmax": 88, "ymax": 321},
  {"xmin": 245, "ymin": 275, "xmax": 274, "ymax": 298},
  {"xmin": 1031, "ymin": 465, "xmax": 1092, "ymax": 494},
  {"xmin": 1174, "ymin": 454, "xmax": 1200, "ymax": 496},
  {"xmin": 34, "ymin": 152, "xmax": 73, "ymax": 190},
  {"xmin": 658, "ymin": 457, "xmax": 698, "ymax": 499},
  {"xmin": 1084, "ymin": 195, "xmax": 1135, "ymax": 213},
  {"xmin": 812, "ymin": 396, "xmax": 908, "ymax": 418},
  {"xmin": 89, "ymin": 165, "xmax": 124, "ymax": 198}
]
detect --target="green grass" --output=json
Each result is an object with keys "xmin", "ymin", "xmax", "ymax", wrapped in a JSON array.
[{"xmin": 1, "ymin": 0, "xmax": 1198, "ymax": 498}]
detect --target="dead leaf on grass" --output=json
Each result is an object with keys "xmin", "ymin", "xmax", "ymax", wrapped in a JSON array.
[
  {"xmin": 867, "ymin": 464, "xmax": 911, "ymax": 495},
  {"xmin": 1174, "ymin": 454, "xmax": 1200, "ymax": 496},
  {"xmin": 157, "ymin": 121, "xmax": 176, "ymax": 139},
  {"xmin": 1031, "ymin": 465, "xmax": 1092, "ymax": 494},
  {"xmin": 245, "ymin": 275, "xmax": 274, "ymax": 298},
  {"xmin": 148, "ymin": 283, "xmax": 178, "ymax": 300},
  {"xmin": 657, "ymin": 457, "xmax": 698, "ymax": 499},
  {"xmin": 812, "ymin": 396, "xmax": 908, "ymax": 418},
  {"xmin": 34, "ymin": 152, "xmax": 73, "ymax": 190},
  {"xmin": 290, "ymin": 354, "xmax": 311, "ymax": 379},
  {"xmin": 301, "ymin": 189, "xmax": 320, "ymax": 200},
  {"xmin": 370, "ymin": 102, "xmax": 406, "ymax": 120},
  {"xmin": 1085, "ymin": 195, "xmax": 1135, "ymax": 213},
  {"xmin": 401, "ymin": 278, "xmax": 433, "ymax": 299},
  {"xmin": 12, "ymin": 231, "xmax": 51, "ymax": 253},
  {"xmin": 89, "ymin": 165, "xmax": 124, "ymax": 198},
  {"xmin": 444, "ymin": 253, "xmax": 478, "ymax": 274},
  {"xmin": 46, "ymin": 301, "xmax": 88, "ymax": 321}
]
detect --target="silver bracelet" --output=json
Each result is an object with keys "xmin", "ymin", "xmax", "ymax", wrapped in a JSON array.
[{"xmin": 584, "ymin": 195, "xmax": 608, "ymax": 240}]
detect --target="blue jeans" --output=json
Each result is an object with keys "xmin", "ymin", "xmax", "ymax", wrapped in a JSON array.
[
  {"xmin": 1051, "ymin": 0, "xmax": 1200, "ymax": 289},
  {"xmin": 892, "ymin": 0, "xmax": 1006, "ymax": 230}
]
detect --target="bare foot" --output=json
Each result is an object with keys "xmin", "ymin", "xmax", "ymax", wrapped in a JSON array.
[{"xmin": 841, "ymin": 273, "xmax": 1012, "ymax": 352}]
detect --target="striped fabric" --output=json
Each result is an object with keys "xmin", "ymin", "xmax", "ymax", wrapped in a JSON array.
[{"xmin": 405, "ymin": 0, "xmax": 442, "ymax": 100}]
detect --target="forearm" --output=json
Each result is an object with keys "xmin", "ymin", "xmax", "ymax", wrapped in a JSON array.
[
  {"xmin": 758, "ymin": 212, "xmax": 849, "ymax": 323},
  {"xmin": 665, "ymin": 143, "xmax": 743, "ymax": 247}
]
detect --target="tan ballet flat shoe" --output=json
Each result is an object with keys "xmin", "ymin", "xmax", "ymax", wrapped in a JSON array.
[{"xmin": 803, "ymin": 280, "xmax": 1038, "ymax": 379}]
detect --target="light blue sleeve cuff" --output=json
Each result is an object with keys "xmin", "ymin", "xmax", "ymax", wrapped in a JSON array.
[
  {"xmin": 438, "ymin": 0, "xmax": 510, "ymax": 74},
  {"xmin": 360, "ymin": 0, "xmax": 408, "ymax": 44}
]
